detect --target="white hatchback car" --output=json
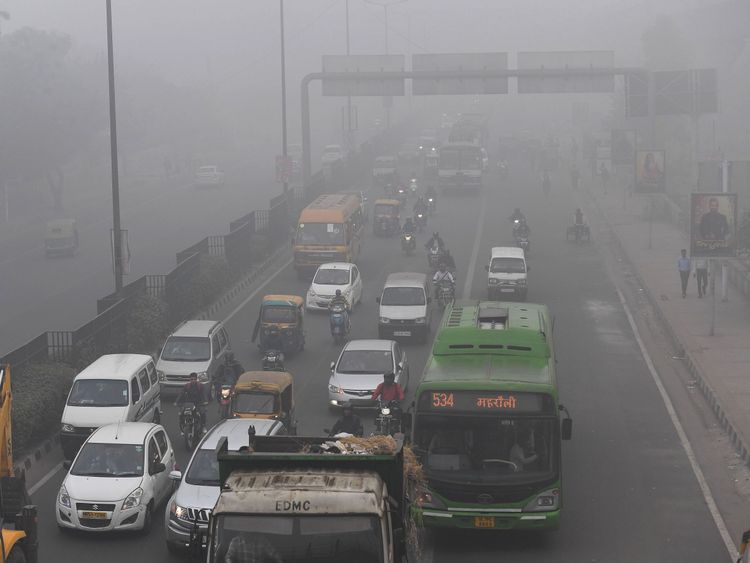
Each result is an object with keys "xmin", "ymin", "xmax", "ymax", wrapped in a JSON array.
[
  {"xmin": 306, "ymin": 262, "xmax": 363, "ymax": 311},
  {"xmin": 57, "ymin": 422, "xmax": 175, "ymax": 533}
]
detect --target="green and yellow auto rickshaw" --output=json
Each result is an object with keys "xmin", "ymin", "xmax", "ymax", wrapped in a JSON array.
[{"xmin": 251, "ymin": 295, "xmax": 305, "ymax": 354}]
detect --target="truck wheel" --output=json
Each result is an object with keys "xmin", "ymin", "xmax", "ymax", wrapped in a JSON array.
[{"xmin": 6, "ymin": 545, "xmax": 27, "ymax": 563}]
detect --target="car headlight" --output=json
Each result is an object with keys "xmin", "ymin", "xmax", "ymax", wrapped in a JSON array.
[
  {"xmin": 308, "ymin": 288, "xmax": 317, "ymax": 298},
  {"xmin": 157, "ymin": 370, "xmax": 165, "ymax": 381},
  {"xmin": 517, "ymin": 279, "xmax": 527, "ymax": 285},
  {"xmin": 488, "ymin": 278, "xmax": 499, "ymax": 285},
  {"xmin": 379, "ymin": 317, "xmax": 390, "ymax": 324},
  {"xmin": 59, "ymin": 484, "xmax": 71, "ymax": 508},
  {"xmin": 122, "ymin": 487, "xmax": 143, "ymax": 511},
  {"xmin": 524, "ymin": 488, "xmax": 559, "ymax": 512},
  {"xmin": 170, "ymin": 500, "xmax": 189, "ymax": 522},
  {"xmin": 414, "ymin": 317, "xmax": 426, "ymax": 324},
  {"xmin": 328, "ymin": 384, "xmax": 343, "ymax": 394},
  {"xmin": 61, "ymin": 423, "xmax": 75, "ymax": 433},
  {"xmin": 196, "ymin": 371, "xmax": 208, "ymax": 382}
]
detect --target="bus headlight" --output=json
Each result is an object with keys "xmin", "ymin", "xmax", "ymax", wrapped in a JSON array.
[
  {"xmin": 488, "ymin": 278, "xmax": 499, "ymax": 285},
  {"xmin": 414, "ymin": 317, "xmax": 426, "ymax": 324},
  {"xmin": 416, "ymin": 488, "xmax": 446, "ymax": 509},
  {"xmin": 196, "ymin": 371, "xmax": 208, "ymax": 382},
  {"xmin": 379, "ymin": 317, "xmax": 390, "ymax": 324},
  {"xmin": 524, "ymin": 488, "xmax": 559, "ymax": 512}
]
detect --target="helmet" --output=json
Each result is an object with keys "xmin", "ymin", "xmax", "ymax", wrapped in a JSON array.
[{"xmin": 384, "ymin": 372, "xmax": 396, "ymax": 383}]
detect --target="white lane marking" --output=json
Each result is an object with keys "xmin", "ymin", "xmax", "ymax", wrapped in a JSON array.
[
  {"xmin": 462, "ymin": 199, "xmax": 486, "ymax": 300},
  {"xmin": 28, "ymin": 462, "xmax": 63, "ymax": 496},
  {"xmin": 616, "ymin": 286, "xmax": 737, "ymax": 560},
  {"xmin": 224, "ymin": 258, "xmax": 293, "ymax": 322}
]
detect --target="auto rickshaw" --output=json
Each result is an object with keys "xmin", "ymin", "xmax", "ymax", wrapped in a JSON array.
[
  {"xmin": 372, "ymin": 199, "xmax": 401, "ymax": 237},
  {"xmin": 231, "ymin": 370, "xmax": 296, "ymax": 433},
  {"xmin": 251, "ymin": 295, "xmax": 305, "ymax": 354},
  {"xmin": 44, "ymin": 219, "xmax": 79, "ymax": 257}
]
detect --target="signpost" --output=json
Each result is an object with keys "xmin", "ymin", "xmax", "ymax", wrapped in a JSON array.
[
  {"xmin": 321, "ymin": 54, "xmax": 405, "ymax": 96},
  {"xmin": 517, "ymin": 51, "xmax": 614, "ymax": 94},
  {"xmin": 412, "ymin": 53, "xmax": 508, "ymax": 95}
]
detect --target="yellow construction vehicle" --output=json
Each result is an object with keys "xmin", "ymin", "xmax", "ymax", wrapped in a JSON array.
[{"xmin": 0, "ymin": 365, "xmax": 38, "ymax": 563}]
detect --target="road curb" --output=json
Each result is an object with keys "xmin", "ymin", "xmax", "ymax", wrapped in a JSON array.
[
  {"xmin": 588, "ymin": 189, "xmax": 750, "ymax": 469},
  {"xmin": 14, "ymin": 434, "xmax": 60, "ymax": 479}
]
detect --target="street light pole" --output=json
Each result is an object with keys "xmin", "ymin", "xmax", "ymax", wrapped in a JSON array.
[
  {"xmin": 280, "ymin": 0, "xmax": 288, "ymax": 195},
  {"xmin": 106, "ymin": 0, "xmax": 123, "ymax": 294},
  {"xmin": 345, "ymin": 0, "xmax": 352, "ymax": 153}
]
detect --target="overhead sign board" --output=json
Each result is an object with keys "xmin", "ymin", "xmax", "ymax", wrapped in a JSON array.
[
  {"xmin": 654, "ymin": 68, "xmax": 718, "ymax": 115},
  {"xmin": 625, "ymin": 71, "xmax": 649, "ymax": 117},
  {"xmin": 517, "ymin": 51, "xmax": 614, "ymax": 93},
  {"xmin": 322, "ymin": 55, "xmax": 404, "ymax": 96},
  {"xmin": 411, "ymin": 53, "xmax": 508, "ymax": 95}
]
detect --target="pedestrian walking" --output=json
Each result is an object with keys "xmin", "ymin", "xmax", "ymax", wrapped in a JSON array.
[
  {"xmin": 599, "ymin": 163, "xmax": 610, "ymax": 194},
  {"xmin": 678, "ymin": 249, "xmax": 691, "ymax": 298},
  {"xmin": 694, "ymin": 257, "xmax": 708, "ymax": 298}
]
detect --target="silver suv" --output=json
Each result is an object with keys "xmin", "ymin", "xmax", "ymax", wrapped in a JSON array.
[
  {"xmin": 164, "ymin": 418, "xmax": 287, "ymax": 554},
  {"xmin": 156, "ymin": 320, "xmax": 231, "ymax": 399}
]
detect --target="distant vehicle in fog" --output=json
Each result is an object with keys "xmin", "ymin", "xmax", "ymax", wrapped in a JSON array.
[
  {"xmin": 193, "ymin": 165, "xmax": 225, "ymax": 188},
  {"xmin": 321, "ymin": 144, "xmax": 344, "ymax": 165},
  {"xmin": 44, "ymin": 218, "xmax": 79, "ymax": 257}
]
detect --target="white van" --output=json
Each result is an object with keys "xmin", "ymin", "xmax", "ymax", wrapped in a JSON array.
[
  {"xmin": 60, "ymin": 354, "xmax": 161, "ymax": 461},
  {"xmin": 377, "ymin": 272, "xmax": 432, "ymax": 343},
  {"xmin": 485, "ymin": 246, "xmax": 529, "ymax": 300}
]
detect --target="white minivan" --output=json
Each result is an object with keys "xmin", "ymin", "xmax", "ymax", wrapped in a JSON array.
[
  {"xmin": 485, "ymin": 246, "xmax": 529, "ymax": 300},
  {"xmin": 377, "ymin": 272, "xmax": 432, "ymax": 343},
  {"xmin": 60, "ymin": 354, "xmax": 161, "ymax": 461}
]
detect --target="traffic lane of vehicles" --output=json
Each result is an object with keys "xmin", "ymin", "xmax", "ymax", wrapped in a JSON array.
[
  {"xmin": 427, "ymin": 166, "xmax": 728, "ymax": 560},
  {"xmin": 0, "ymin": 162, "xmax": 278, "ymax": 355},
  {"xmin": 30, "ymin": 176, "xmax": 486, "ymax": 563}
]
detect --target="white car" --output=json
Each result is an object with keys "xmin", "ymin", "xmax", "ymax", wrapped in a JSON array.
[
  {"xmin": 194, "ymin": 165, "xmax": 225, "ymax": 187},
  {"xmin": 57, "ymin": 422, "xmax": 175, "ymax": 533},
  {"xmin": 321, "ymin": 144, "xmax": 344, "ymax": 165},
  {"xmin": 306, "ymin": 262, "xmax": 363, "ymax": 311}
]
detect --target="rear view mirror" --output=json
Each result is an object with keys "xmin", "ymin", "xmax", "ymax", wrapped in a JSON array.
[
  {"xmin": 330, "ymin": 361, "xmax": 335, "ymax": 372},
  {"xmin": 561, "ymin": 418, "xmax": 573, "ymax": 440},
  {"xmin": 169, "ymin": 470, "xmax": 183, "ymax": 481},
  {"xmin": 62, "ymin": 460, "xmax": 72, "ymax": 471},
  {"xmin": 376, "ymin": 297, "xmax": 380, "ymax": 304}
]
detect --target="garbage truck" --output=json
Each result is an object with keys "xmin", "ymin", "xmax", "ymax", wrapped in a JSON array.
[
  {"xmin": 0, "ymin": 365, "xmax": 38, "ymax": 563},
  {"xmin": 192, "ymin": 434, "xmax": 411, "ymax": 562}
]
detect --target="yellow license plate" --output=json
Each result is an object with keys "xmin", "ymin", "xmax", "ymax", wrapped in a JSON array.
[
  {"xmin": 474, "ymin": 516, "xmax": 495, "ymax": 528},
  {"xmin": 81, "ymin": 511, "xmax": 107, "ymax": 519}
]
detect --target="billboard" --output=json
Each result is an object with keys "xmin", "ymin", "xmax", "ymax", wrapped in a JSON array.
[
  {"xmin": 611, "ymin": 129, "xmax": 636, "ymax": 165},
  {"xmin": 635, "ymin": 149, "xmax": 666, "ymax": 193},
  {"xmin": 517, "ymin": 51, "xmax": 614, "ymax": 93},
  {"xmin": 321, "ymin": 55, "xmax": 405, "ymax": 96},
  {"xmin": 412, "ymin": 53, "xmax": 508, "ymax": 95},
  {"xmin": 690, "ymin": 193, "xmax": 737, "ymax": 257}
]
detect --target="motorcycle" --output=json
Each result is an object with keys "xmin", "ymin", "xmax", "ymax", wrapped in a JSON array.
[
  {"xmin": 516, "ymin": 235, "xmax": 530, "ymax": 252},
  {"xmin": 329, "ymin": 303, "xmax": 350, "ymax": 344},
  {"xmin": 401, "ymin": 233, "xmax": 416, "ymax": 255},
  {"xmin": 396, "ymin": 186, "xmax": 407, "ymax": 207},
  {"xmin": 436, "ymin": 280, "xmax": 455, "ymax": 308},
  {"xmin": 414, "ymin": 211, "xmax": 427, "ymax": 233},
  {"xmin": 262, "ymin": 349, "xmax": 285, "ymax": 371},
  {"xmin": 218, "ymin": 385, "xmax": 232, "ymax": 419},
  {"xmin": 178, "ymin": 403, "xmax": 202, "ymax": 451},
  {"xmin": 409, "ymin": 178, "xmax": 419, "ymax": 198},
  {"xmin": 374, "ymin": 400, "xmax": 402, "ymax": 436},
  {"xmin": 427, "ymin": 244, "xmax": 443, "ymax": 271},
  {"xmin": 426, "ymin": 197, "xmax": 436, "ymax": 215},
  {"xmin": 498, "ymin": 160, "xmax": 509, "ymax": 178}
]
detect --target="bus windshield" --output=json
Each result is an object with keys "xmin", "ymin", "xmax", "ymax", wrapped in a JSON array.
[
  {"xmin": 297, "ymin": 223, "xmax": 345, "ymax": 246},
  {"xmin": 212, "ymin": 514, "xmax": 384, "ymax": 563},
  {"xmin": 414, "ymin": 414, "xmax": 556, "ymax": 484}
]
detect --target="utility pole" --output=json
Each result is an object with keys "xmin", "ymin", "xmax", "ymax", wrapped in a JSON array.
[
  {"xmin": 280, "ymin": 0, "xmax": 288, "ymax": 195},
  {"xmin": 106, "ymin": 0, "xmax": 123, "ymax": 294},
  {"xmin": 345, "ymin": 0, "xmax": 353, "ymax": 154}
]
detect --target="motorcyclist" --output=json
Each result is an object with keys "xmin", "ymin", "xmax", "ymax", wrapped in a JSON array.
[
  {"xmin": 570, "ymin": 164, "xmax": 580, "ymax": 189},
  {"xmin": 330, "ymin": 403, "xmax": 364, "ymax": 437},
  {"xmin": 425, "ymin": 185, "xmax": 438, "ymax": 211},
  {"xmin": 401, "ymin": 217, "xmax": 416, "ymax": 235},
  {"xmin": 433, "ymin": 262, "xmax": 456, "ymax": 297},
  {"xmin": 175, "ymin": 372, "xmax": 207, "ymax": 434},
  {"xmin": 424, "ymin": 231, "xmax": 445, "ymax": 251},
  {"xmin": 508, "ymin": 208, "xmax": 526, "ymax": 223},
  {"xmin": 574, "ymin": 208, "xmax": 586, "ymax": 226},
  {"xmin": 328, "ymin": 289, "xmax": 351, "ymax": 333},
  {"xmin": 515, "ymin": 218, "xmax": 530, "ymax": 239},
  {"xmin": 214, "ymin": 352, "xmax": 244, "ymax": 398},
  {"xmin": 413, "ymin": 196, "xmax": 428, "ymax": 215},
  {"xmin": 542, "ymin": 170, "xmax": 551, "ymax": 194},
  {"xmin": 372, "ymin": 372, "xmax": 405, "ymax": 403}
]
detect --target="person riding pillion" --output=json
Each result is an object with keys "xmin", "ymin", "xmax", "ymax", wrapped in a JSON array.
[
  {"xmin": 330, "ymin": 403, "xmax": 364, "ymax": 437},
  {"xmin": 214, "ymin": 352, "xmax": 244, "ymax": 397},
  {"xmin": 175, "ymin": 372, "xmax": 208, "ymax": 434},
  {"xmin": 424, "ymin": 231, "xmax": 445, "ymax": 250}
]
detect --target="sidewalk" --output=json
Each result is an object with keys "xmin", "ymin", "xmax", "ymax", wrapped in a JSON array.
[{"xmin": 589, "ymin": 181, "xmax": 750, "ymax": 465}]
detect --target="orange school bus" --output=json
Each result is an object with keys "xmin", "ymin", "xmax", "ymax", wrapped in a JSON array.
[{"xmin": 294, "ymin": 193, "xmax": 364, "ymax": 277}]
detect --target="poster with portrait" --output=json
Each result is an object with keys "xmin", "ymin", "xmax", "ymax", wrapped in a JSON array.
[
  {"xmin": 611, "ymin": 129, "xmax": 636, "ymax": 165},
  {"xmin": 690, "ymin": 193, "xmax": 737, "ymax": 257},
  {"xmin": 635, "ymin": 149, "xmax": 666, "ymax": 192}
]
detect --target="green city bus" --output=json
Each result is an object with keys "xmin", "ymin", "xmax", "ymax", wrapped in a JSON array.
[{"xmin": 410, "ymin": 300, "xmax": 572, "ymax": 531}]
